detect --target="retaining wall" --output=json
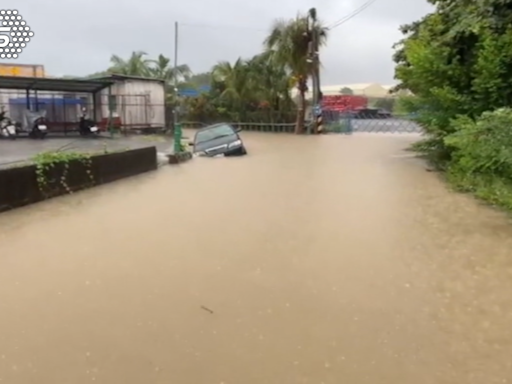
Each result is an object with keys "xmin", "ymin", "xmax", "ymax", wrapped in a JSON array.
[{"xmin": 0, "ymin": 146, "xmax": 157, "ymax": 212}]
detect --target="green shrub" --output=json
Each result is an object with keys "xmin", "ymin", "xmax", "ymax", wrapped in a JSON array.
[{"xmin": 443, "ymin": 108, "xmax": 512, "ymax": 209}]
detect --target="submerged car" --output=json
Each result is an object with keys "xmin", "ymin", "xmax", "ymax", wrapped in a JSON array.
[{"xmin": 191, "ymin": 123, "xmax": 247, "ymax": 156}]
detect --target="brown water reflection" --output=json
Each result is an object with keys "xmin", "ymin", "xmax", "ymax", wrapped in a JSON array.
[{"xmin": 1, "ymin": 132, "xmax": 512, "ymax": 383}]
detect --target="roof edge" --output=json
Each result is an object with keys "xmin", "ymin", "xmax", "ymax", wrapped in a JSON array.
[{"xmin": 92, "ymin": 74, "xmax": 166, "ymax": 83}]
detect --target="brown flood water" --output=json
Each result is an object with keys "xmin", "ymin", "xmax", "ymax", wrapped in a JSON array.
[{"xmin": 1, "ymin": 132, "xmax": 512, "ymax": 384}]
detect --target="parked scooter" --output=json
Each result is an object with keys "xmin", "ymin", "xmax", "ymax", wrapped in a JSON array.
[
  {"xmin": 0, "ymin": 107, "xmax": 17, "ymax": 139},
  {"xmin": 29, "ymin": 114, "xmax": 48, "ymax": 139},
  {"xmin": 78, "ymin": 108, "xmax": 100, "ymax": 136}
]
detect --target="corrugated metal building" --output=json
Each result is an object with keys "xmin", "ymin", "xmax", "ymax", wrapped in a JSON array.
[{"xmin": 93, "ymin": 75, "xmax": 166, "ymax": 130}]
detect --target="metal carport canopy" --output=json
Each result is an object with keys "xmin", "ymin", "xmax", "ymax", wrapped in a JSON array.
[{"xmin": 0, "ymin": 76, "xmax": 114, "ymax": 93}]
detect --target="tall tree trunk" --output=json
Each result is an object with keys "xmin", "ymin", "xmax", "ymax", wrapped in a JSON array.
[{"xmin": 295, "ymin": 78, "xmax": 307, "ymax": 134}]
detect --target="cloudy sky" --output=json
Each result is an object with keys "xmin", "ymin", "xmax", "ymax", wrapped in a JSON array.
[{"xmin": 8, "ymin": 0, "xmax": 432, "ymax": 85}]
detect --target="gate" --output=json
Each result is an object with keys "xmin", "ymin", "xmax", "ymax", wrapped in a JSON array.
[{"xmin": 323, "ymin": 110, "xmax": 423, "ymax": 134}]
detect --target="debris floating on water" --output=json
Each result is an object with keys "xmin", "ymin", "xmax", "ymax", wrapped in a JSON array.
[{"xmin": 201, "ymin": 306, "xmax": 214, "ymax": 314}]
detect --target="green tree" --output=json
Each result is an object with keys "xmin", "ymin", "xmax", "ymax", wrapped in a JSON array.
[
  {"xmin": 393, "ymin": 0, "xmax": 512, "ymax": 165},
  {"xmin": 207, "ymin": 54, "xmax": 294, "ymax": 122},
  {"xmin": 148, "ymin": 54, "xmax": 191, "ymax": 86},
  {"xmin": 183, "ymin": 72, "xmax": 212, "ymax": 89},
  {"xmin": 340, "ymin": 87, "xmax": 353, "ymax": 95},
  {"xmin": 211, "ymin": 58, "xmax": 254, "ymax": 121},
  {"xmin": 264, "ymin": 12, "xmax": 327, "ymax": 133},
  {"xmin": 247, "ymin": 52, "xmax": 294, "ymax": 121},
  {"xmin": 372, "ymin": 97, "xmax": 395, "ymax": 111},
  {"xmin": 108, "ymin": 51, "xmax": 152, "ymax": 76},
  {"xmin": 392, "ymin": 0, "xmax": 512, "ymax": 209}
]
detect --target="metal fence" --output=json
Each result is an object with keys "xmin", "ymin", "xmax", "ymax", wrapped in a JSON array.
[
  {"xmin": 180, "ymin": 121, "xmax": 296, "ymax": 133},
  {"xmin": 180, "ymin": 115, "xmax": 422, "ymax": 134},
  {"xmin": 0, "ymin": 89, "xmax": 167, "ymax": 134},
  {"xmin": 323, "ymin": 112, "xmax": 422, "ymax": 134}
]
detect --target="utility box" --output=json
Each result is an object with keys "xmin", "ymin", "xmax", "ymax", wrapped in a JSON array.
[{"xmin": 0, "ymin": 63, "xmax": 45, "ymax": 77}]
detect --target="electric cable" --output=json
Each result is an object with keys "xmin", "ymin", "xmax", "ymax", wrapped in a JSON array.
[{"xmin": 327, "ymin": 0, "xmax": 378, "ymax": 29}]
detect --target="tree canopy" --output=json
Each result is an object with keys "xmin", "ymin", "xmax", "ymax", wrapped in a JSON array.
[{"xmin": 393, "ymin": 0, "xmax": 512, "ymax": 208}]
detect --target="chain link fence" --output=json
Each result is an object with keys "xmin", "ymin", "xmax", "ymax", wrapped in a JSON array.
[{"xmin": 323, "ymin": 111, "xmax": 422, "ymax": 134}]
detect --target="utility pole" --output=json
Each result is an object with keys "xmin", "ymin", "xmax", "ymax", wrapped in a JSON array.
[
  {"xmin": 173, "ymin": 21, "xmax": 182, "ymax": 153},
  {"xmin": 302, "ymin": 15, "xmax": 311, "ymax": 135},
  {"xmin": 314, "ymin": 28, "xmax": 322, "ymax": 134},
  {"xmin": 173, "ymin": 21, "xmax": 179, "ymax": 125},
  {"xmin": 308, "ymin": 8, "xmax": 322, "ymax": 134},
  {"xmin": 311, "ymin": 26, "xmax": 319, "ymax": 134}
]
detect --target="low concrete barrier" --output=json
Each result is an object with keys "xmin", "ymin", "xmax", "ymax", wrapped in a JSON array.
[
  {"xmin": 167, "ymin": 151, "xmax": 193, "ymax": 164},
  {"xmin": 0, "ymin": 146, "xmax": 157, "ymax": 213}
]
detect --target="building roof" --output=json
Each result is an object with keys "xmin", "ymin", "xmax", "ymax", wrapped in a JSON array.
[
  {"xmin": 92, "ymin": 74, "xmax": 165, "ymax": 83},
  {"xmin": 0, "ymin": 75, "xmax": 113, "ymax": 93},
  {"xmin": 323, "ymin": 83, "xmax": 385, "ymax": 91}
]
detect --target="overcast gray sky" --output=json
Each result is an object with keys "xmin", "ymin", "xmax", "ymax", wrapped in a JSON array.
[{"xmin": 9, "ymin": 0, "xmax": 432, "ymax": 85}]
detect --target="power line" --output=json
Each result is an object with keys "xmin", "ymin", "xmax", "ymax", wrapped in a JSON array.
[{"xmin": 327, "ymin": 0, "xmax": 378, "ymax": 30}]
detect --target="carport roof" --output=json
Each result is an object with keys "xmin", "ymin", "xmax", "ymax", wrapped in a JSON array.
[{"xmin": 0, "ymin": 76, "xmax": 114, "ymax": 93}]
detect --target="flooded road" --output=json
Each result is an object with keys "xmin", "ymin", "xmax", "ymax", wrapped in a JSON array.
[{"xmin": 1, "ymin": 132, "xmax": 512, "ymax": 383}]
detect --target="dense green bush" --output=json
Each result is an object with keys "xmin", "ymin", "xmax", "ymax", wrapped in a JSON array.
[
  {"xmin": 443, "ymin": 109, "xmax": 512, "ymax": 209},
  {"xmin": 392, "ymin": 0, "xmax": 512, "ymax": 210}
]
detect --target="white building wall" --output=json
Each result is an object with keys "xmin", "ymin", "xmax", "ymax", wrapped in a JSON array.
[{"xmin": 98, "ymin": 79, "xmax": 165, "ymax": 129}]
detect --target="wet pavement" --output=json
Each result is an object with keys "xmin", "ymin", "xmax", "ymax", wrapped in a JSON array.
[
  {"xmin": 0, "ymin": 135, "xmax": 175, "ymax": 168},
  {"xmin": 1, "ymin": 131, "xmax": 512, "ymax": 383}
]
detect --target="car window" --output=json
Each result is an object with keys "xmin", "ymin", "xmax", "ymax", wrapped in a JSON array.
[{"xmin": 196, "ymin": 124, "xmax": 236, "ymax": 143}]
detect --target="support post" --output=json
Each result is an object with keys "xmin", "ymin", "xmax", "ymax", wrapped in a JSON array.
[
  {"xmin": 25, "ymin": 89, "xmax": 30, "ymax": 110},
  {"xmin": 34, "ymin": 91, "xmax": 39, "ymax": 112},
  {"xmin": 92, "ymin": 92, "xmax": 97, "ymax": 121},
  {"xmin": 311, "ymin": 29, "xmax": 318, "ymax": 135},
  {"xmin": 174, "ymin": 123, "xmax": 182, "ymax": 153},
  {"xmin": 306, "ymin": 15, "xmax": 313, "ymax": 135},
  {"xmin": 107, "ymin": 86, "xmax": 114, "ymax": 137},
  {"xmin": 308, "ymin": 7, "xmax": 322, "ymax": 134},
  {"xmin": 173, "ymin": 21, "xmax": 179, "ymax": 133}
]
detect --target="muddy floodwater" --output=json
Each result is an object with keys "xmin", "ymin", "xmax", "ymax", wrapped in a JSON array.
[{"xmin": 1, "ymin": 132, "xmax": 512, "ymax": 383}]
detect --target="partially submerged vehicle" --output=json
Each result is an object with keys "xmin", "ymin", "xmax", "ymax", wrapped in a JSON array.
[{"xmin": 190, "ymin": 123, "xmax": 247, "ymax": 157}]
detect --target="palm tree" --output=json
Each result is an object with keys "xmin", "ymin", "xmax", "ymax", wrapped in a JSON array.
[
  {"xmin": 247, "ymin": 53, "xmax": 294, "ymax": 120},
  {"xmin": 148, "ymin": 54, "xmax": 192, "ymax": 86},
  {"xmin": 108, "ymin": 51, "xmax": 152, "ymax": 76},
  {"xmin": 265, "ymin": 12, "xmax": 327, "ymax": 133},
  {"xmin": 212, "ymin": 58, "xmax": 255, "ymax": 120}
]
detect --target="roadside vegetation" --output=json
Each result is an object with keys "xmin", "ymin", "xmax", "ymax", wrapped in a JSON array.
[
  {"xmin": 393, "ymin": 0, "xmax": 512, "ymax": 210},
  {"xmin": 82, "ymin": 10, "xmax": 327, "ymax": 133}
]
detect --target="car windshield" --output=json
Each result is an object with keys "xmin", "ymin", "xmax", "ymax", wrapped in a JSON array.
[{"xmin": 196, "ymin": 124, "xmax": 235, "ymax": 143}]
